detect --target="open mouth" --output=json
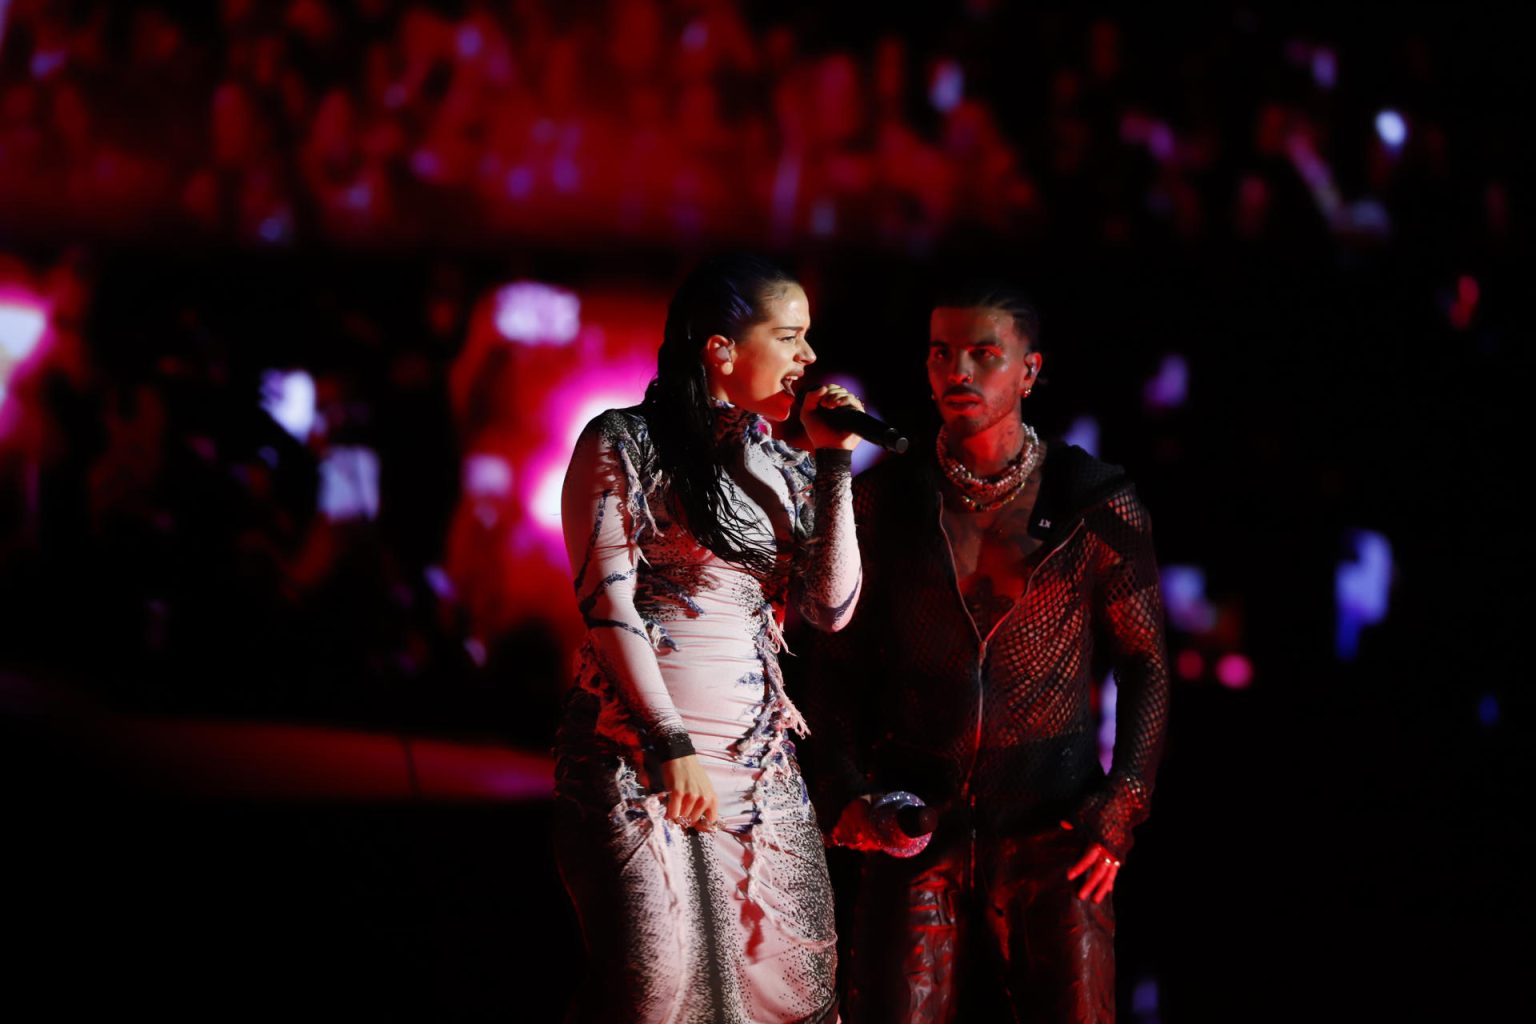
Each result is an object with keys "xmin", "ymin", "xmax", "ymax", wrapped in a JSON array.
[{"xmin": 781, "ymin": 375, "xmax": 801, "ymax": 396}]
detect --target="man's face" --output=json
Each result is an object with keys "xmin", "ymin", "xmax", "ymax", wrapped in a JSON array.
[{"xmin": 927, "ymin": 306, "xmax": 1040, "ymax": 437}]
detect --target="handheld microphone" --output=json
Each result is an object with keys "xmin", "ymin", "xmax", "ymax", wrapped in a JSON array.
[
  {"xmin": 868, "ymin": 790, "xmax": 934, "ymax": 858},
  {"xmin": 895, "ymin": 805, "xmax": 939, "ymax": 839},
  {"xmin": 815, "ymin": 405, "xmax": 910, "ymax": 454}
]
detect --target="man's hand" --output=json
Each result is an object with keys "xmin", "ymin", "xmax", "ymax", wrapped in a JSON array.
[
  {"xmin": 1063, "ymin": 822, "xmax": 1121, "ymax": 903},
  {"xmin": 830, "ymin": 795, "xmax": 880, "ymax": 850},
  {"xmin": 660, "ymin": 755, "xmax": 719, "ymax": 831}
]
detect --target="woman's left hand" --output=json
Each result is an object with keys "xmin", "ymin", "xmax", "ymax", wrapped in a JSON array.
[{"xmin": 799, "ymin": 384, "xmax": 866, "ymax": 451}]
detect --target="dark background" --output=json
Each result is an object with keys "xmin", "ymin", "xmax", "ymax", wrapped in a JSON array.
[{"xmin": 1, "ymin": 3, "xmax": 1528, "ymax": 1020}]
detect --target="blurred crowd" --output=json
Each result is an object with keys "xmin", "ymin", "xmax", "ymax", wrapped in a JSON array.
[
  {"xmin": 0, "ymin": 249, "xmax": 566, "ymax": 737},
  {"xmin": 0, "ymin": 3, "xmax": 1519, "ymax": 732},
  {"xmin": 0, "ymin": 1, "xmax": 1513, "ymax": 250}
]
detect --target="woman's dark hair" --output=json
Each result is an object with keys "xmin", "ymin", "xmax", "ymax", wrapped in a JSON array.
[
  {"xmin": 643, "ymin": 253, "xmax": 798, "ymax": 578},
  {"xmin": 933, "ymin": 280, "xmax": 1042, "ymax": 350}
]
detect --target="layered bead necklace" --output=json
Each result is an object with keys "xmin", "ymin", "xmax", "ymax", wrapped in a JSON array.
[{"xmin": 935, "ymin": 423, "xmax": 1045, "ymax": 513}]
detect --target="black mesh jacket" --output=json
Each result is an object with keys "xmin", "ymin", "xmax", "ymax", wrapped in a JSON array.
[{"xmin": 803, "ymin": 440, "xmax": 1170, "ymax": 860}]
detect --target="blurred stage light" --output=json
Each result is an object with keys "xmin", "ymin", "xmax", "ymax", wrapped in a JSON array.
[
  {"xmin": 1214, "ymin": 653, "xmax": 1253, "ymax": 689},
  {"xmin": 457, "ymin": 23, "xmax": 483, "ymax": 58},
  {"xmin": 259, "ymin": 369, "xmax": 317, "ymax": 442},
  {"xmin": 1132, "ymin": 975, "xmax": 1161, "ymax": 1020},
  {"xmin": 463, "ymin": 452, "xmax": 514, "ymax": 499},
  {"xmin": 30, "ymin": 49, "xmax": 66, "ymax": 80},
  {"xmin": 342, "ymin": 181, "xmax": 373, "ymax": 211},
  {"xmin": 1345, "ymin": 198, "xmax": 1392, "ymax": 237},
  {"xmin": 1098, "ymin": 674, "xmax": 1117, "ymax": 773},
  {"xmin": 531, "ymin": 465, "xmax": 564, "ymax": 532},
  {"xmin": 1375, "ymin": 109, "xmax": 1407, "ymax": 149},
  {"xmin": 1161, "ymin": 565, "xmax": 1217, "ymax": 633},
  {"xmin": 1449, "ymin": 274, "xmax": 1479, "ymax": 330},
  {"xmin": 505, "ymin": 166, "xmax": 534, "ymax": 198},
  {"xmin": 1478, "ymin": 694, "xmax": 1499, "ymax": 728},
  {"xmin": 1120, "ymin": 113, "xmax": 1175, "ymax": 163},
  {"xmin": 1335, "ymin": 529, "xmax": 1392, "ymax": 660},
  {"xmin": 1143, "ymin": 353, "xmax": 1189, "ymax": 410},
  {"xmin": 0, "ymin": 298, "xmax": 47, "ymax": 360},
  {"xmin": 1458, "ymin": 275, "xmax": 1480, "ymax": 307},
  {"xmin": 929, "ymin": 59, "xmax": 964, "ymax": 113},
  {"xmin": 0, "ymin": 293, "xmax": 49, "ymax": 414},
  {"xmin": 1311, "ymin": 48, "xmax": 1338, "ymax": 90},
  {"xmin": 1176, "ymin": 649, "xmax": 1204, "ymax": 681},
  {"xmin": 493, "ymin": 281, "xmax": 580, "ymax": 345},
  {"xmin": 257, "ymin": 211, "xmax": 294, "ymax": 244},
  {"xmin": 424, "ymin": 565, "xmax": 457, "ymax": 601},
  {"xmin": 318, "ymin": 445, "xmax": 381, "ymax": 521},
  {"xmin": 810, "ymin": 199, "xmax": 837, "ymax": 237},
  {"xmin": 1064, "ymin": 415, "xmax": 1099, "ymax": 457}
]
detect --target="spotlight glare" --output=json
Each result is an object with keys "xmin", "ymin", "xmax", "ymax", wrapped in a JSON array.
[
  {"xmin": 1375, "ymin": 109, "xmax": 1407, "ymax": 149},
  {"xmin": 1214, "ymin": 653, "xmax": 1253, "ymax": 689},
  {"xmin": 493, "ymin": 281, "xmax": 580, "ymax": 345}
]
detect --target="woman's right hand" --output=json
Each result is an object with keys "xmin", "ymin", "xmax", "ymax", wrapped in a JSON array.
[{"xmin": 661, "ymin": 755, "xmax": 719, "ymax": 831}]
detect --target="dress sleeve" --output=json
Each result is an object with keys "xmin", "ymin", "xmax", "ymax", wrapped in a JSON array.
[
  {"xmin": 800, "ymin": 469, "xmax": 878, "ymax": 830},
  {"xmin": 561, "ymin": 412, "xmax": 694, "ymax": 761},
  {"xmin": 1075, "ymin": 485, "xmax": 1172, "ymax": 859},
  {"xmin": 790, "ymin": 448, "xmax": 863, "ymax": 632}
]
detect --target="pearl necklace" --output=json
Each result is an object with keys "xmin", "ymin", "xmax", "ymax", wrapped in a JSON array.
[{"xmin": 936, "ymin": 424, "xmax": 1045, "ymax": 513}]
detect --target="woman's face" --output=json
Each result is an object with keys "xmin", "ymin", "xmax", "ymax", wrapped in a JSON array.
[{"xmin": 704, "ymin": 283, "xmax": 816, "ymax": 421}]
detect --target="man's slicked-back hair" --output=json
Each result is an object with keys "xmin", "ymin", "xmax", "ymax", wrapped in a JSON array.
[{"xmin": 933, "ymin": 280, "xmax": 1042, "ymax": 350}]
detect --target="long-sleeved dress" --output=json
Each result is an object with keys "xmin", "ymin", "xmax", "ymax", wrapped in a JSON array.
[{"xmin": 554, "ymin": 400, "xmax": 861, "ymax": 1024}]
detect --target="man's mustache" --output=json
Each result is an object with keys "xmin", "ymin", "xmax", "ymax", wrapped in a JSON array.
[{"xmin": 942, "ymin": 386, "xmax": 983, "ymax": 399}]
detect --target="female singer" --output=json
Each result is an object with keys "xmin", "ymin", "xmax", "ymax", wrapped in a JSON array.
[{"xmin": 554, "ymin": 254, "xmax": 864, "ymax": 1023}]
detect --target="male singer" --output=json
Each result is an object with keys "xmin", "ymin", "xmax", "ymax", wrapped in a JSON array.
[{"xmin": 805, "ymin": 282, "xmax": 1171, "ymax": 1023}]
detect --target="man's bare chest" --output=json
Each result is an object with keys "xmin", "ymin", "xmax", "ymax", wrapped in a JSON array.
[{"xmin": 941, "ymin": 484, "xmax": 1046, "ymax": 636}]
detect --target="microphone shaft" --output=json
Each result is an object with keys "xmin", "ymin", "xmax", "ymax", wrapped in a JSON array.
[{"xmin": 816, "ymin": 405, "xmax": 909, "ymax": 454}]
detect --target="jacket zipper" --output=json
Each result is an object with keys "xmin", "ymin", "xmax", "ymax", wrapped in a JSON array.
[{"xmin": 938, "ymin": 497, "xmax": 1085, "ymax": 886}]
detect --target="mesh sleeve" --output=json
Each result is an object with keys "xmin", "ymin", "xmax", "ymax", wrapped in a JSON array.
[
  {"xmin": 1074, "ymin": 486, "xmax": 1171, "ymax": 858},
  {"xmin": 791, "ymin": 447, "xmax": 863, "ymax": 631}
]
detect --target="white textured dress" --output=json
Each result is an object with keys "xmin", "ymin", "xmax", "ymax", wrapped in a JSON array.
[{"xmin": 554, "ymin": 401, "xmax": 861, "ymax": 1024}]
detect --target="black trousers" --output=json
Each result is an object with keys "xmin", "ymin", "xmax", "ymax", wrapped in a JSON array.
[{"xmin": 845, "ymin": 829, "xmax": 1115, "ymax": 1024}]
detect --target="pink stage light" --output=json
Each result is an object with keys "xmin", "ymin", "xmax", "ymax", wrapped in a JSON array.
[
  {"xmin": 1214, "ymin": 653, "xmax": 1253, "ymax": 690},
  {"xmin": 1449, "ymin": 274, "xmax": 1479, "ymax": 330},
  {"xmin": 0, "ymin": 290, "xmax": 52, "ymax": 418},
  {"xmin": 522, "ymin": 362, "xmax": 657, "ymax": 558},
  {"xmin": 1143, "ymin": 353, "xmax": 1189, "ymax": 411},
  {"xmin": 493, "ymin": 281, "xmax": 581, "ymax": 345}
]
